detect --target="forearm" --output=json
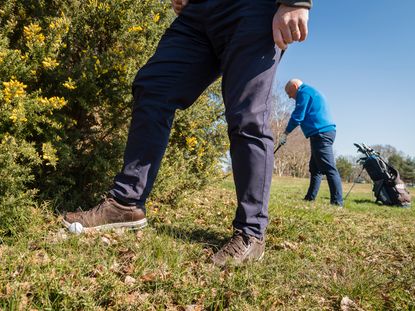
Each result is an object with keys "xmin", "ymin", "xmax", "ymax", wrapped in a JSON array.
[
  {"xmin": 285, "ymin": 118, "xmax": 299, "ymax": 134},
  {"xmin": 276, "ymin": 0, "xmax": 312, "ymax": 9}
]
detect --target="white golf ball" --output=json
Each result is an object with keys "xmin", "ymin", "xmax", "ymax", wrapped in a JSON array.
[{"xmin": 68, "ymin": 222, "xmax": 84, "ymax": 234}]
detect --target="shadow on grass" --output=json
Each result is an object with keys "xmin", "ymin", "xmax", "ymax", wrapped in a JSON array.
[
  {"xmin": 352, "ymin": 198, "xmax": 376, "ymax": 204},
  {"xmin": 151, "ymin": 222, "xmax": 226, "ymax": 248}
]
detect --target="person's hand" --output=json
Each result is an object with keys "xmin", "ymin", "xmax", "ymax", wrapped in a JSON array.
[
  {"xmin": 273, "ymin": 4, "xmax": 309, "ymax": 50},
  {"xmin": 171, "ymin": 0, "xmax": 189, "ymax": 15},
  {"xmin": 279, "ymin": 133, "xmax": 288, "ymax": 146}
]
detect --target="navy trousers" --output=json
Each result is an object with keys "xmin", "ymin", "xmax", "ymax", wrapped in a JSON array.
[
  {"xmin": 109, "ymin": 0, "xmax": 282, "ymax": 238},
  {"xmin": 304, "ymin": 131, "xmax": 344, "ymax": 205}
]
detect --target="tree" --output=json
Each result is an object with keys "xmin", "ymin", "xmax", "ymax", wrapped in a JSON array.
[
  {"xmin": 388, "ymin": 153, "xmax": 405, "ymax": 172},
  {"xmin": 402, "ymin": 157, "xmax": 415, "ymax": 184},
  {"xmin": 271, "ymin": 85, "xmax": 310, "ymax": 178},
  {"xmin": 389, "ymin": 154, "xmax": 415, "ymax": 184},
  {"xmin": 336, "ymin": 156, "xmax": 353, "ymax": 182},
  {"xmin": 371, "ymin": 144, "xmax": 399, "ymax": 160},
  {"xmin": 371, "ymin": 144, "xmax": 415, "ymax": 184}
]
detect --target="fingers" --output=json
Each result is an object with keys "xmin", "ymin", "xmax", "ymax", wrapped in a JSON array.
[
  {"xmin": 273, "ymin": 29, "xmax": 287, "ymax": 50},
  {"xmin": 281, "ymin": 22, "xmax": 294, "ymax": 45},
  {"xmin": 273, "ymin": 5, "xmax": 309, "ymax": 50},
  {"xmin": 171, "ymin": 0, "xmax": 180, "ymax": 14},
  {"xmin": 289, "ymin": 20, "xmax": 301, "ymax": 42},
  {"xmin": 298, "ymin": 18, "xmax": 308, "ymax": 42},
  {"xmin": 171, "ymin": 0, "xmax": 188, "ymax": 15}
]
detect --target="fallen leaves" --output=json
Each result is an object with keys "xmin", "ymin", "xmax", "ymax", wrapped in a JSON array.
[
  {"xmin": 124, "ymin": 275, "xmax": 136, "ymax": 286},
  {"xmin": 140, "ymin": 272, "xmax": 157, "ymax": 283},
  {"xmin": 340, "ymin": 296, "xmax": 364, "ymax": 311},
  {"xmin": 276, "ymin": 241, "xmax": 299, "ymax": 251}
]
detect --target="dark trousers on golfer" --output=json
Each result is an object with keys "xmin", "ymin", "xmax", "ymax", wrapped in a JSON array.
[
  {"xmin": 109, "ymin": 0, "xmax": 281, "ymax": 238},
  {"xmin": 305, "ymin": 131, "xmax": 344, "ymax": 205}
]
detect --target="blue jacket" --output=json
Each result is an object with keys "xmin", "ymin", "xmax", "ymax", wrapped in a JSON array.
[{"xmin": 285, "ymin": 84, "xmax": 336, "ymax": 138}]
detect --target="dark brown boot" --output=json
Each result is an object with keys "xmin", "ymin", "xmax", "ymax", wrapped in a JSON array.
[{"xmin": 63, "ymin": 198, "xmax": 147, "ymax": 232}]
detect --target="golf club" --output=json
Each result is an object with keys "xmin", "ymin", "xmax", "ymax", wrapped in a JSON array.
[{"xmin": 274, "ymin": 143, "xmax": 283, "ymax": 154}]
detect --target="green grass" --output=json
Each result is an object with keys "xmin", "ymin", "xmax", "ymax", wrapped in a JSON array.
[{"xmin": 1, "ymin": 177, "xmax": 414, "ymax": 310}]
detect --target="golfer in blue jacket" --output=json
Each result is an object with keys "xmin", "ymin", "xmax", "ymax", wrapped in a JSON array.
[{"xmin": 280, "ymin": 79, "xmax": 343, "ymax": 206}]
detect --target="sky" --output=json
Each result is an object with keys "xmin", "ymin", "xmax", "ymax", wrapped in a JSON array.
[{"xmin": 277, "ymin": 1, "xmax": 415, "ymax": 158}]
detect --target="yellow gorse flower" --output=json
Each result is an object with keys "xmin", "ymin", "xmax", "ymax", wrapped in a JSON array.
[
  {"xmin": 98, "ymin": 2, "xmax": 111, "ymax": 12},
  {"xmin": 153, "ymin": 13, "xmax": 160, "ymax": 23},
  {"xmin": 49, "ymin": 15, "xmax": 70, "ymax": 32},
  {"xmin": 128, "ymin": 25, "xmax": 144, "ymax": 32},
  {"xmin": 2, "ymin": 79, "xmax": 27, "ymax": 104},
  {"xmin": 0, "ymin": 51, "xmax": 6, "ymax": 64},
  {"xmin": 197, "ymin": 146, "xmax": 205, "ymax": 157},
  {"xmin": 42, "ymin": 57, "xmax": 60, "ymax": 69},
  {"xmin": 63, "ymin": 77, "xmax": 77, "ymax": 90},
  {"xmin": 2, "ymin": 79, "xmax": 29, "ymax": 123},
  {"xmin": 9, "ymin": 106, "xmax": 28, "ymax": 123},
  {"xmin": 38, "ymin": 96, "xmax": 67, "ymax": 109},
  {"xmin": 23, "ymin": 23, "xmax": 45, "ymax": 45},
  {"xmin": 186, "ymin": 137, "xmax": 198, "ymax": 151},
  {"xmin": 42, "ymin": 142, "xmax": 59, "ymax": 167}
]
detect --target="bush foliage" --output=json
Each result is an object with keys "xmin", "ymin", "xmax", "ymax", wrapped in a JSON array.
[
  {"xmin": 0, "ymin": 0, "xmax": 228, "ymax": 217},
  {"xmin": 336, "ymin": 156, "xmax": 353, "ymax": 182}
]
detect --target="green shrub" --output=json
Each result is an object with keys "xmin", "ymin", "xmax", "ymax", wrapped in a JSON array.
[
  {"xmin": 0, "ymin": 0, "xmax": 228, "ymax": 218},
  {"xmin": 336, "ymin": 156, "xmax": 353, "ymax": 182},
  {"xmin": 152, "ymin": 85, "xmax": 228, "ymax": 205}
]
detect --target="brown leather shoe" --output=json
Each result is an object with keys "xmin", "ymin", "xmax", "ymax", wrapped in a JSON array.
[
  {"xmin": 63, "ymin": 198, "xmax": 147, "ymax": 232},
  {"xmin": 211, "ymin": 229, "xmax": 265, "ymax": 267}
]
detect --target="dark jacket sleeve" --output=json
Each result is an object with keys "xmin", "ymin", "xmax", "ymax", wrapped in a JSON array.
[{"xmin": 276, "ymin": 0, "xmax": 312, "ymax": 9}]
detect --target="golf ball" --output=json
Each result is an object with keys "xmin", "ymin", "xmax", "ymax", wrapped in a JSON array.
[{"xmin": 68, "ymin": 222, "xmax": 84, "ymax": 234}]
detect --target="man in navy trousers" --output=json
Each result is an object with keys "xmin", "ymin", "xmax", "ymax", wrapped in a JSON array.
[
  {"xmin": 280, "ymin": 79, "xmax": 344, "ymax": 206},
  {"xmin": 64, "ymin": 0, "xmax": 312, "ymax": 266}
]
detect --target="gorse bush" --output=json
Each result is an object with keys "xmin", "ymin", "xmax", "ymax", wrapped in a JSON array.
[
  {"xmin": 152, "ymin": 85, "xmax": 228, "ymax": 205},
  {"xmin": 0, "ymin": 0, "xmax": 228, "ymax": 218}
]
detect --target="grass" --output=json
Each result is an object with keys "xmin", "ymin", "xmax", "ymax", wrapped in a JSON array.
[{"xmin": 0, "ymin": 177, "xmax": 414, "ymax": 310}]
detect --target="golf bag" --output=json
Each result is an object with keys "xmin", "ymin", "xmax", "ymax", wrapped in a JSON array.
[{"xmin": 354, "ymin": 143, "xmax": 411, "ymax": 207}]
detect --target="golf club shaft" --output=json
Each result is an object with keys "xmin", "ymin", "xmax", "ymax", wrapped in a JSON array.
[{"xmin": 274, "ymin": 144, "xmax": 282, "ymax": 154}]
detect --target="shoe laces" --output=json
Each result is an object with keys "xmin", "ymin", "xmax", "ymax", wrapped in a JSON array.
[
  {"xmin": 221, "ymin": 230, "xmax": 251, "ymax": 257},
  {"xmin": 83, "ymin": 197, "xmax": 111, "ymax": 217}
]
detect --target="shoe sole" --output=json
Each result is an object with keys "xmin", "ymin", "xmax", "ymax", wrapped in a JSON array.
[
  {"xmin": 62, "ymin": 218, "xmax": 147, "ymax": 233},
  {"xmin": 212, "ymin": 249, "xmax": 265, "ymax": 267},
  {"xmin": 257, "ymin": 250, "xmax": 265, "ymax": 261}
]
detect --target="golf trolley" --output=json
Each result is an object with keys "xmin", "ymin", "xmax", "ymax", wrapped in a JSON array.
[{"xmin": 345, "ymin": 143, "xmax": 411, "ymax": 207}]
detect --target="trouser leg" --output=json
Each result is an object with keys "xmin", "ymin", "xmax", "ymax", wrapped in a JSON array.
[
  {"xmin": 110, "ymin": 6, "xmax": 220, "ymax": 206},
  {"xmin": 305, "ymin": 153, "xmax": 323, "ymax": 200},
  {"xmin": 208, "ymin": 0, "xmax": 281, "ymax": 238},
  {"xmin": 310, "ymin": 131, "xmax": 343, "ymax": 205}
]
